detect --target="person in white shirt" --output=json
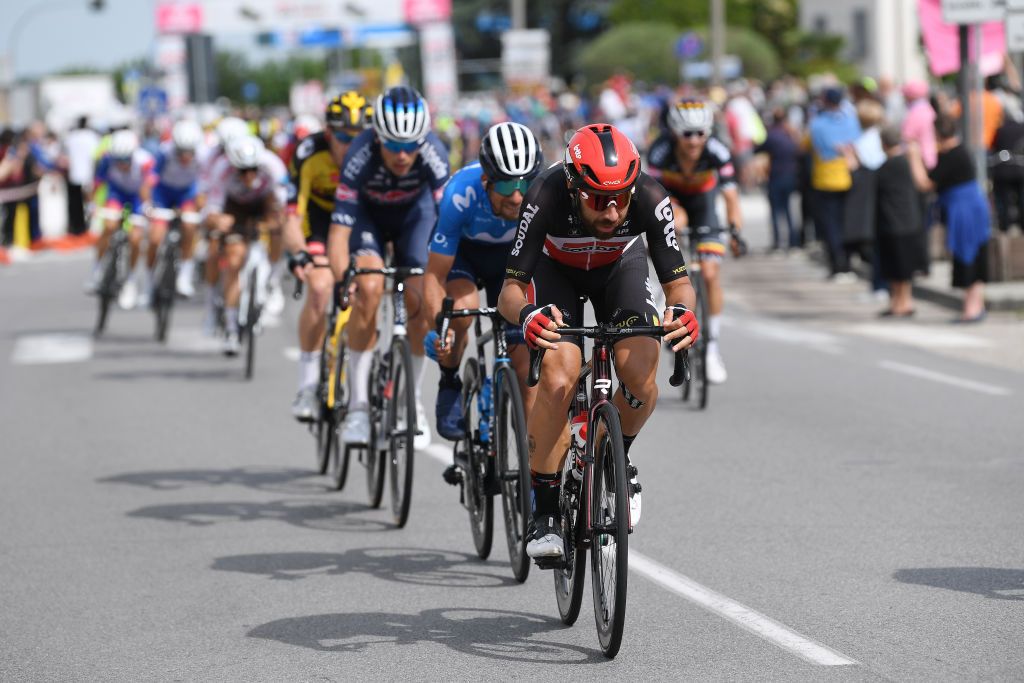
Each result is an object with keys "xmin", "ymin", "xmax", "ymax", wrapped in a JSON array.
[{"xmin": 63, "ymin": 116, "xmax": 100, "ymax": 236}]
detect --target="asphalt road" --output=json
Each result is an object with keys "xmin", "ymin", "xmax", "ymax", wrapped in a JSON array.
[{"xmin": 2, "ymin": 203, "xmax": 1022, "ymax": 680}]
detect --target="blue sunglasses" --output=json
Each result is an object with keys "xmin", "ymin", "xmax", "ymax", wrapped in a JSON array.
[
  {"xmin": 382, "ymin": 139, "xmax": 420, "ymax": 154},
  {"xmin": 331, "ymin": 128, "xmax": 361, "ymax": 144},
  {"xmin": 490, "ymin": 178, "xmax": 531, "ymax": 196}
]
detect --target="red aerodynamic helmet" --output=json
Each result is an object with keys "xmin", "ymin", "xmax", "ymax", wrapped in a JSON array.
[{"xmin": 563, "ymin": 123, "xmax": 641, "ymax": 194}]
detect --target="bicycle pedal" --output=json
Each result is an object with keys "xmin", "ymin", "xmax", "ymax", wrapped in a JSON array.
[
  {"xmin": 442, "ymin": 464, "xmax": 463, "ymax": 486},
  {"xmin": 626, "ymin": 463, "xmax": 638, "ymax": 478},
  {"xmin": 533, "ymin": 556, "xmax": 566, "ymax": 571}
]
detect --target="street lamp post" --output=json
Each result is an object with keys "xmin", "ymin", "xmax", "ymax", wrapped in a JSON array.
[{"xmin": 710, "ymin": 0, "xmax": 725, "ymax": 87}]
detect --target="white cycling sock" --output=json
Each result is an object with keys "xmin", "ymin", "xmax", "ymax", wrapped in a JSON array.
[
  {"xmin": 270, "ymin": 258, "xmax": 286, "ymax": 283},
  {"xmin": 707, "ymin": 314, "xmax": 722, "ymax": 356},
  {"xmin": 348, "ymin": 350, "xmax": 372, "ymax": 411},
  {"xmin": 298, "ymin": 351, "xmax": 321, "ymax": 390},
  {"xmin": 411, "ymin": 352, "xmax": 426, "ymax": 402},
  {"xmin": 226, "ymin": 308, "xmax": 239, "ymax": 334},
  {"xmin": 179, "ymin": 259, "xmax": 194, "ymax": 280}
]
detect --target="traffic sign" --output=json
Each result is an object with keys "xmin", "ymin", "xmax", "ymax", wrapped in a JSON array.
[
  {"xmin": 137, "ymin": 86, "xmax": 168, "ymax": 116},
  {"xmin": 675, "ymin": 32, "xmax": 703, "ymax": 61}
]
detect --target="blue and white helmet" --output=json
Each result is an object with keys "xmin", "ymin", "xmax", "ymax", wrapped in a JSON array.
[{"xmin": 372, "ymin": 86, "xmax": 430, "ymax": 143}]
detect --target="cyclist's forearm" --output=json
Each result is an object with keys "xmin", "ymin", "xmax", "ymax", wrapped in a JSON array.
[
  {"xmin": 424, "ymin": 252, "xmax": 453, "ymax": 323},
  {"xmin": 498, "ymin": 279, "xmax": 529, "ymax": 325},
  {"xmin": 283, "ymin": 213, "xmax": 306, "ymax": 253},
  {"xmin": 722, "ymin": 188, "xmax": 742, "ymax": 229},
  {"xmin": 327, "ymin": 223, "xmax": 350, "ymax": 280},
  {"xmin": 663, "ymin": 277, "xmax": 696, "ymax": 311}
]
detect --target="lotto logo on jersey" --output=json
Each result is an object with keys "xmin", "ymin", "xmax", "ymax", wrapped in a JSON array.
[
  {"xmin": 721, "ymin": 163, "xmax": 735, "ymax": 176},
  {"xmin": 335, "ymin": 184, "xmax": 357, "ymax": 203},
  {"xmin": 654, "ymin": 196, "xmax": 679, "ymax": 250}
]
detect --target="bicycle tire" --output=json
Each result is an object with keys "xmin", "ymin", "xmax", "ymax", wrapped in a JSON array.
[
  {"xmin": 495, "ymin": 364, "xmax": 529, "ymax": 582},
  {"xmin": 94, "ymin": 235, "xmax": 123, "ymax": 337},
  {"xmin": 590, "ymin": 402, "xmax": 629, "ymax": 658},
  {"xmin": 387, "ymin": 337, "xmax": 416, "ymax": 528},
  {"xmin": 554, "ymin": 466, "xmax": 587, "ymax": 626},
  {"xmin": 365, "ymin": 351, "xmax": 387, "ymax": 508},
  {"xmin": 244, "ymin": 273, "xmax": 259, "ymax": 380},
  {"xmin": 153, "ymin": 233, "xmax": 178, "ymax": 343},
  {"xmin": 315, "ymin": 322, "xmax": 334, "ymax": 475},
  {"xmin": 694, "ymin": 271, "xmax": 710, "ymax": 410},
  {"xmin": 461, "ymin": 359, "xmax": 493, "ymax": 560},
  {"xmin": 329, "ymin": 341, "xmax": 351, "ymax": 490}
]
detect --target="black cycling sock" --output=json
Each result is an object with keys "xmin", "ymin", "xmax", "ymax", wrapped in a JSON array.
[
  {"xmin": 531, "ymin": 471, "xmax": 560, "ymax": 516},
  {"xmin": 439, "ymin": 365, "xmax": 459, "ymax": 386},
  {"xmin": 622, "ymin": 433, "xmax": 637, "ymax": 458}
]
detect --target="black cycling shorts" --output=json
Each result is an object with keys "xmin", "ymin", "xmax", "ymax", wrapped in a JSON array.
[{"xmin": 526, "ymin": 241, "xmax": 662, "ymax": 346}]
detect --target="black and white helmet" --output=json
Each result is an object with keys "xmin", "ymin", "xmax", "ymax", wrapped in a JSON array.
[
  {"xmin": 372, "ymin": 86, "xmax": 430, "ymax": 142},
  {"xmin": 479, "ymin": 122, "xmax": 542, "ymax": 181},
  {"xmin": 667, "ymin": 98, "xmax": 715, "ymax": 136},
  {"xmin": 226, "ymin": 134, "xmax": 264, "ymax": 169}
]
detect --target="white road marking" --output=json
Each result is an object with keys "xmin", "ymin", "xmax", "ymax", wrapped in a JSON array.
[
  {"xmin": 724, "ymin": 314, "xmax": 845, "ymax": 355},
  {"xmin": 11, "ymin": 333, "xmax": 93, "ymax": 364},
  {"xmin": 422, "ymin": 440, "xmax": 857, "ymax": 665},
  {"xmin": 630, "ymin": 552, "xmax": 857, "ymax": 666},
  {"xmin": 879, "ymin": 360, "xmax": 1012, "ymax": 397},
  {"xmin": 850, "ymin": 324, "xmax": 993, "ymax": 349}
]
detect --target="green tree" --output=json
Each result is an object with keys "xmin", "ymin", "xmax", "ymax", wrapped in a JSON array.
[
  {"xmin": 575, "ymin": 22, "xmax": 681, "ymax": 86},
  {"xmin": 214, "ymin": 51, "xmax": 328, "ymax": 106}
]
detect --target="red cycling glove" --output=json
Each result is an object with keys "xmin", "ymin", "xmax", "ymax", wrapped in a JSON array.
[
  {"xmin": 520, "ymin": 304, "xmax": 556, "ymax": 350},
  {"xmin": 667, "ymin": 304, "xmax": 699, "ymax": 341}
]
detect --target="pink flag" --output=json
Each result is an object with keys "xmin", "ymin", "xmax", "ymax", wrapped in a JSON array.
[{"xmin": 918, "ymin": 0, "xmax": 1006, "ymax": 77}]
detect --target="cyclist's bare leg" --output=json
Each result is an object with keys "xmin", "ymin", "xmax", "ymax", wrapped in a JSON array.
[
  {"xmin": 267, "ymin": 223, "xmax": 283, "ymax": 264},
  {"xmin": 612, "ymin": 336, "xmax": 660, "ymax": 436},
  {"xmin": 403, "ymin": 274, "xmax": 428, "ymax": 355},
  {"xmin": 126, "ymin": 219, "xmax": 144, "ymax": 270},
  {"xmin": 146, "ymin": 220, "xmax": 167, "ymax": 270},
  {"xmin": 298, "ymin": 256, "xmax": 332, "ymax": 352},
  {"xmin": 180, "ymin": 218, "xmax": 198, "ymax": 261},
  {"xmin": 96, "ymin": 218, "xmax": 120, "ymax": 260},
  {"xmin": 702, "ymin": 257, "xmax": 723, "ymax": 315},
  {"xmin": 222, "ymin": 236, "xmax": 246, "ymax": 309},
  {"xmin": 527, "ymin": 342, "xmax": 581, "ymax": 474},
  {"xmin": 509, "ymin": 343, "xmax": 536, "ymax": 415},
  {"xmin": 347, "ymin": 252, "xmax": 385, "ymax": 351}
]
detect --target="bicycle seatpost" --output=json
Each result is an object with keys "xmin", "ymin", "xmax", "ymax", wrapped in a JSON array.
[{"xmin": 437, "ymin": 297, "xmax": 454, "ymax": 351}]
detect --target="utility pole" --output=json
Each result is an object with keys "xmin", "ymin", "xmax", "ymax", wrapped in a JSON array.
[
  {"xmin": 511, "ymin": 0, "xmax": 526, "ymax": 30},
  {"xmin": 711, "ymin": 0, "xmax": 725, "ymax": 86}
]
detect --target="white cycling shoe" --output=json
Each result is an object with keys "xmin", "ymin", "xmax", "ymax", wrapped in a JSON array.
[
  {"xmin": 414, "ymin": 400, "xmax": 431, "ymax": 451},
  {"xmin": 117, "ymin": 279, "xmax": 139, "ymax": 310},
  {"xmin": 526, "ymin": 515, "xmax": 565, "ymax": 559},
  {"xmin": 291, "ymin": 386, "xmax": 317, "ymax": 423},
  {"xmin": 175, "ymin": 269, "xmax": 195, "ymax": 298},
  {"xmin": 265, "ymin": 280, "xmax": 285, "ymax": 316},
  {"xmin": 341, "ymin": 409, "xmax": 370, "ymax": 445},
  {"xmin": 706, "ymin": 348, "xmax": 728, "ymax": 384},
  {"xmin": 222, "ymin": 330, "xmax": 241, "ymax": 357}
]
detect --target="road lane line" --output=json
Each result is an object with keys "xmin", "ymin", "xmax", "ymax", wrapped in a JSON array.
[
  {"xmin": 422, "ymin": 442, "xmax": 857, "ymax": 665},
  {"xmin": 630, "ymin": 552, "xmax": 858, "ymax": 666},
  {"xmin": 879, "ymin": 360, "xmax": 1011, "ymax": 397},
  {"xmin": 11, "ymin": 333, "xmax": 93, "ymax": 364}
]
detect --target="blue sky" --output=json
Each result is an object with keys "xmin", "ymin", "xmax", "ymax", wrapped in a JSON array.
[{"xmin": 1, "ymin": 0, "xmax": 158, "ymax": 78}]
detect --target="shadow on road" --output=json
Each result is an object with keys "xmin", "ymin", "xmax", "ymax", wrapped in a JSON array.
[
  {"xmin": 893, "ymin": 567, "xmax": 1024, "ymax": 601},
  {"xmin": 93, "ymin": 367, "xmax": 242, "ymax": 382},
  {"xmin": 248, "ymin": 607, "xmax": 606, "ymax": 664},
  {"xmin": 126, "ymin": 499, "xmax": 391, "ymax": 533},
  {"xmin": 213, "ymin": 547, "xmax": 517, "ymax": 588},
  {"xmin": 98, "ymin": 466, "xmax": 323, "ymax": 495}
]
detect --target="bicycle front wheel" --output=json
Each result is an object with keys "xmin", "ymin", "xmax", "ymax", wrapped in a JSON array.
[
  {"xmin": 329, "ymin": 339, "xmax": 351, "ymax": 490},
  {"xmin": 387, "ymin": 338, "xmax": 416, "ymax": 527},
  {"xmin": 590, "ymin": 402, "xmax": 629, "ymax": 658},
  {"xmin": 94, "ymin": 237, "xmax": 123, "ymax": 337},
  {"xmin": 461, "ymin": 358, "xmax": 493, "ymax": 560},
  {"xmin": 152, "ymin": 244, "xmax": 177, "ymax": 343},
  {"xmin": 243, "ymin": 274, "xmax": 259, "ymax": 380},
  {"xmin": 684, "ymin": 270, "xmax": 709, "ymax": 409},
  {"xmin": 365, "ymin": 351, "xmax": 387, "ymax": 508},
  {"xmin": 495, "ymin": 364, "xmax": 528, "ymax": 581}
]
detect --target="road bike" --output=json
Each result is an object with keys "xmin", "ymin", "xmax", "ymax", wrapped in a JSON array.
[
  {"xmin": 678, "ymin": 226, "xmax": 710, "ymax": 409},
  {"xmin": 237, "ymin": 236, "xmax": 272, "ymax": 380},
  {"xmin": 528, "ymin": 324, "xmax": 687, "ymax": 658},
  {"xmin": 296, "ymin": 266, "xmax": 354, "ymax": 488},
  {"xmin": 93, "ymin": 205, "xmax": 134, "ymax": 338},
  {"xmin": 350, "ymin": 265, "xmax": 423, "ymax": 527},
  {"xmin": 150, "ymin": 210, "xmax": 183, "ymax": 343},
  {"xmin": 436, "ymin": 297, "xmax": 531, "ymax": 582}
]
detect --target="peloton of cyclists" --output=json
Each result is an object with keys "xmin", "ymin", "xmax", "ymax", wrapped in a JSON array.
[
  {"xmin": 286, "ymin": 92, "xmax": 373, "ymax": 422},
  {"xmin": 421, "ymin": 121, "xmax": 543, "ymax": 479},
  {"xmin": 328, "ymin": 86, "xmax": 451, "ymax": 452},
  {"xmin": 204, "ymin": 134, "xmax": 288, "ymax": 356},
  {"xmin": 647, "ymin": 98, "xmax": 747, "ymax": 384},
  {"xmin": 496, "ymin": 122, "xmax": 700, "ymax": 560}
]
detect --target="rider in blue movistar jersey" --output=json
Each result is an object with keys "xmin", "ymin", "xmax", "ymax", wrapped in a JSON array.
[{"xmin": 423, "ymin": 122, "xmax": 543, "ymax": 449}]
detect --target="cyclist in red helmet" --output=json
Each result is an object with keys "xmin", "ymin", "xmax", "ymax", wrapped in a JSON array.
[{"xmin": 497, "ymin": 123, "xmax": 700, "ymax": 561}]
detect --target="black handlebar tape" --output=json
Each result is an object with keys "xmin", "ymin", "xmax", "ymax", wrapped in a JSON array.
[
  {"xmin": 669, "ymin": 349, "xmax": 690, "ymax": 387},
  {"xmin": 438, "ymin": 297, "xmax": 454, "ymax": 349},
  {"xmin": 527, "ymin": 348, "xmax": 545, "ymax": 387},
  {"xmin": 293, "ymin": 280, "xmax": 303, "ymax": 300}
]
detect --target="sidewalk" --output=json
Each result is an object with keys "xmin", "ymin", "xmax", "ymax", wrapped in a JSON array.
[{"xmin": 913, "ymin": 261, "xmax": 1024, "ymax": 313}]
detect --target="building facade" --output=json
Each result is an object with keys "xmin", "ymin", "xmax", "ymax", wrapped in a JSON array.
[{"xmin": 799, "ymin": 0, "xmax": 928, "ymax": 84}]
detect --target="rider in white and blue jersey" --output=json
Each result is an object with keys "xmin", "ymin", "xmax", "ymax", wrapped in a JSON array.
[{"xmin": 423, "ymin": 122, "xmax": 543, "ymax": 452}]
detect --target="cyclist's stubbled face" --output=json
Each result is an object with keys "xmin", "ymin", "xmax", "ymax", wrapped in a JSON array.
[
  {"xmin": 486, "ymin": 186, "xmax": 523, "ymax": 221},
  {"xmin": 380, "ymin": 145, "xmax": 419, "ymax": 176},
  {"xmin": 577, "ymin": 190, "xmax": 629, "ymax": 238}
]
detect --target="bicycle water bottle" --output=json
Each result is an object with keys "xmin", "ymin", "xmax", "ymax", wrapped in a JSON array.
[{"xmin": 569, "ymin": 411, "xmax": 588, "ymax": 480}]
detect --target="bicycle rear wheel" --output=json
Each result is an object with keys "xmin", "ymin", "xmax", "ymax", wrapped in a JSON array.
[
  {"xmin": 495, "ymin": 364, "xmax": 529, "ymax": 582},
  {"xmin": 314, "ymin": 336, "xmax": 333, "ymax": 475},
  {"xmin": 387, "ymin": 337, "xmax": 416, "ymax": 528},
  {"xmin": 683, "ymin": 270, "xmax": 709, "ymax": 409},
  {"xmin": 365, "ymin": 351, "xmax": 387, "ymax": 508},
  {"xmin": 329, "ymin": 340, "xmax": 351, "ymax": 490},
  {"xmin": 461, "ymin": 359, "xmax": 493, "ymax": 559},
  {"xmin": 153, "ymin": 248, "xmax": 176, "ymax": 343},
  {"xmin": 94, "ymin": 236, "xmax": 123, "ymax": 337},
  {"xmin": 244, "ymin": 273, "xmax": 259, "ymax": 380},
  {"xmin": 590, "ymin": 403, "xmax": 629, "ymax": 658},
  {"xmin": 554, "ymin": 471, "xmax": 586, "ymax": 625}
]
